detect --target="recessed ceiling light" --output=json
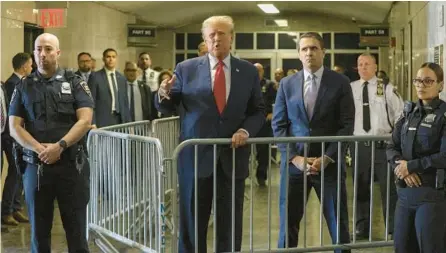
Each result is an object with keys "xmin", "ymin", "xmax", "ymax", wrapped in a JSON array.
[
  {"xmin": 257, "ymin": 4, "xmax": 280, "ymax": 14},
  {"xmin": 274, "ymin": 19, "xmax": 288, "ymax": 27}
]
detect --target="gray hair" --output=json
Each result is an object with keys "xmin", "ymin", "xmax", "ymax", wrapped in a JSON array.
[
  {"xmin": 201, "ymin": 16, "xmax": 234, "ymax": 37},
  {"xmin": 358, "ymin": 52, "xmax": 377, "ymax": 64}
]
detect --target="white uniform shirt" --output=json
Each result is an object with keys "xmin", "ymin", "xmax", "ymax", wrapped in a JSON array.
[
  {"xmin": 139, "ymin": 68, "xmax": 160, "ymax": 92},
  {"xmin": 350, "ymin": 76, "xmax": 404, "ymax": 136}
]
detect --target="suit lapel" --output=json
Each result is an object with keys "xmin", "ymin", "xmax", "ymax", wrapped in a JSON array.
[
  {"xmin": 311, "ymin": 69, "xmax": 329, "ymax": 121},
  {"xmin": 198, "ymin": 57, "xmax": 219, "ymax": 114},
  {"xmin": 296, "ymin": 71, "xmax": 310, "ymax": 124},
  {"xmin": 222, "ymin": 56, "xmax": 238, "ymax": 116},
  {"xmin": 100, "ymin": 69, "xmax": 112, "ymax": 98}
]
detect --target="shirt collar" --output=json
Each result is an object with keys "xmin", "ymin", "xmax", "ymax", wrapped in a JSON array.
[
  {"xmin": 14, "ymin": 72, "xmax": 23, "ymax": 79},
  {"xmin": 303, "ymin": 66, "xmax": 324, "ymax": 81},
  {"xmin": 208, "ymin": 53, "xmax": 231, "ymax": 70},
  {"xmin": 417, "ymin": 96, "xmax": 442, "ymax": 112},
  {"xmin": 105, "ymin": 68, "xmax": 116, "ymax": 75},
  {"xmin": 80, "ymin": 70, "xmax": 91, "ymax": 75},
  {"xmin": 128, "ymin": 80, "xmax": 138, "ymax": 86},
  {"xmin": 360, "ymin": 76, "xmax": 378, "ymax": 86}
]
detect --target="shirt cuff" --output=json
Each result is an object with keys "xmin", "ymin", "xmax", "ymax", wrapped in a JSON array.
[
  {"xmin": 407, "ymin": 159, "xmax": 421, "ymax": 174},
  {"xmin": 157, "ymin": 88, "xmax": 170, "ymax": 102},
  {"xmin": 237, "ymin": 128, "xmax": 249, "ymax": 137}
]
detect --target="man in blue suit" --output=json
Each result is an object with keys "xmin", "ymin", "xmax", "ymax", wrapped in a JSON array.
[
  {"xmin": 272, "ymin": 32, "xmax": 355, "ymax": 252},
  {"xmin": 88, "ymin": 48, "xmax": 131, "ymax": 128},
  {"xmin": 155, "ymin": 16, "xmax": 265, "ymax": 253}
]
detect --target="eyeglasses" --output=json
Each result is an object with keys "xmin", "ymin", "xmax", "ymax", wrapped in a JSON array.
[{"xmin": 412, "ymin": 78, "xmax": 437, "ymax": 88}]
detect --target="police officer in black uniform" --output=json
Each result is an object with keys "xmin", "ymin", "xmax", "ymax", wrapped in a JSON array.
[
  {"xmin": 387, "ymin": 62, "xmax": 446, "ymax": 253},
  {"xmin": 254, "ymin": 63, "xmax": 276, "ymax": 186},
  {"xmin": 8, "ymin": 33, "xmax": 93, "ymax": 252}
]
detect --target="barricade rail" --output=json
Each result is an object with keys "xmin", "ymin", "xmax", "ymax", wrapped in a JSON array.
[
  {"xmin": 169, "ymin": 135, "xmax": 394, "ymax": 253},
  {"xmin": 87, "ymin": 129, "xmax": 165, "ymax": 253}
]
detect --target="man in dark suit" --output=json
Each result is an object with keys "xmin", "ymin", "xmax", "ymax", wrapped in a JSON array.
[
  {"xmin": 75, "ymin": 52, "xmax": 93, "ymax": 82},
  {"xmin": 156, "ymin": 15, "xmax": 265, "ymax": 253},
  {"xmin": 88, "ymin": 48, "xmax": 131, "ymax": 128},
  {"xmin": 272, "ymin": 32, "xmax": 355, "ymax": 252},
  {"xmin": 1, "ymin": 53, "xmax": 32, "ymax": 226},
  {"xmin": 123, "ymin": 61, "xmax": 154, "ymax": 121},
  {"xmin": 4, "ymin": 53, "xmax": 33, "ymax": 99}
]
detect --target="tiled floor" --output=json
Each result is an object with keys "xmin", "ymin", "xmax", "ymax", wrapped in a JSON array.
[{"xmin": 1, "ymin": 158, "xmax": 394, "ymax": 252}]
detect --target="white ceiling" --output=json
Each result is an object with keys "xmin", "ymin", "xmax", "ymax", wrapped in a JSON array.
[{"xmin": 100, "ymin": 1, "xmax": 395, "ymax": 28}]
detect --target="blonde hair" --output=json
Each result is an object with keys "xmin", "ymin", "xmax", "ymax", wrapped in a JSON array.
[{"xmin": 201, "ymin": 16, "xmax": 234, "ymax": 36}]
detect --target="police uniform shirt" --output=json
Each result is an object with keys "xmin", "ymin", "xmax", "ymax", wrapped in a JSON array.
[
  {"xmin": 127, "ymin": 80, "xmax": 143, "ymax": 121},
  {"xmin": 351, "ymin": 76, "xmax": 403, "ymax": 136},
  {"xmin": 105, "ymin": 68, "xmax": 118, "ymax": 112},
  {"xmin": 8, "ymin": 69, "xmax": 94, "ymax": 143},
  {"xmin": 139, "ymin": 68, "xmax": 160, "ymax": 92}
]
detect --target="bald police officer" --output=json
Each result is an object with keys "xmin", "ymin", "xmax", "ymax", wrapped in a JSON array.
[
  {"xmin": 350, "ymin": 53, "xmax": 403, "ymax": 239},
  {"xmin": 9, "ymin": 33, "xmax": 93, "ymax": 252}
]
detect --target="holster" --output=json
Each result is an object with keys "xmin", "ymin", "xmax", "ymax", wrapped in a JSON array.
[
  {"xmin": 12, "ymin": 142, "xmax": 27, "ymax": 174},
  {"xmin": 22, "ymin": 148, "xmax": 40, "ymax": 166}
]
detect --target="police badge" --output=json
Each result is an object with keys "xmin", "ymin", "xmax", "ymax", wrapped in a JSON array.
[
  {"xmin": 61, "ymin": 82, "xmax": 71, "ymax": 94},
  {"xmin": 425, "ymin": 114, "xmax": 436, "ymax": 123},
  {"xmin": 376, "ymin": 82, "xmax": 384, "ymax": 96}
]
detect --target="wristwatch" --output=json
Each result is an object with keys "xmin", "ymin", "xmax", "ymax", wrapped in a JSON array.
[{"xmin": 58, "ymin": 140, "xmax": 68, "ymax": 151}]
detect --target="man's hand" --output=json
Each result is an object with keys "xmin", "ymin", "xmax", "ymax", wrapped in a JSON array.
[
  {"xmin": 231, "ymin": 130, "xmax": 248, "ymax": 148},
  {"xmin": 158, "ymin": 75, "xmax": 176, "ymax": 100},
  {"xmin": 91, "ymin": 124, "xmax": 97, "ymax": 129},
  {"xmin": 394, "ymin": 160, "xmax": 409, "ymax": 179},
  {"xmin": 308, "ymin": 156, "xmax": 332, "ymax": 175},
  {"xmin": 291, "ymin": 156, "xmax": 317, "ymax": 174},
  {"xmin": 403, "ymin": 173, "xmax": 422, "ymax": 187},
  {"xmin": 266, "ymin": 113, "xmax": 273, "ymax": 121},
  {"xmin": 38, "ymin": 143, "xmax": 63, "ymax": 164}
]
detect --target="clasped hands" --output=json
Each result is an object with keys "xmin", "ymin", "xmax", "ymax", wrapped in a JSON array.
[
  {"xmin": 291, "ymin": 155, "xmax": 332, "ymax": 175},
  {"xmin": 35, "ymin": 143, "xmax": 64, "ymax": 165},
  {"xmin": 394, "ymin": 160, "xmax": 422, "ymax": 187}
]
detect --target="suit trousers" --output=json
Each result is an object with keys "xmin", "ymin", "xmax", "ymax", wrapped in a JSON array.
[
  {"xmin": 1, "ymin": 136, "xmax": 23, "ymax": 216},
  {"xmin": 278, "ymin": 169, "xmax": 351, "ymax": 253},
  {"xmin": 178, "ymin": 160, "xmax": 245, "ymax": 253},
  {"xmin": 256, "ymin": 120, "xmax": 273, "ymax": 181},
  {"xmin": 393, "ymin": 187, "xmax": 446, "ymax": 253},
  {"xmin": 350, "ymin": 142, "xmax": 397, "ymax": 234}
]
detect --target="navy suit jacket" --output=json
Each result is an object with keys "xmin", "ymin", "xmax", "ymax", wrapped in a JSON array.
[
  {"xmin": 88, "ymin": 68, "xmax": 131, "ymax": 127},
  {"xmin": 4, "ymin": 73, "xmax": 21, "ymax": 102},
  {"xmin": 272, "ymin": 68, "xmax": 355, "ymax": 176},
  {"xmin": 155, "ymin": 55, "xmax": 265, "ymax": 179}
]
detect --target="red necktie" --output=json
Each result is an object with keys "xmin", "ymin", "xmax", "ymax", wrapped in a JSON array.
[{"xmin": 214, "ymin": 60, "xmax": 226, "ymax": 114}]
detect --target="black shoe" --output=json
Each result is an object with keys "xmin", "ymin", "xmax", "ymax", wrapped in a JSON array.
[{"xmin": 257, "ymin": 178, "xmax": 266, "ymax": 187}]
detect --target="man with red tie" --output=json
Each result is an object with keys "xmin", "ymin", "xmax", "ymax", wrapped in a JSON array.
[{"xmin": 156, "ymin": 15, "xmax": 265, "ymax": 253}]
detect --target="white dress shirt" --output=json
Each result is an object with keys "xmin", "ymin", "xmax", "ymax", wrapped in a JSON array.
[
  {"xmin": 105, "ymin": 68, "xmax": 118, "ymax": 112},
  {"xmin": 350, "ymin": 76, "xmax": 404, "ymax": 136},
  {"xmin": 127, "ymin": 80, "xmax": 143, "ymax": 121},
  {"xmin": 79, "ymin": 71, "xmax": 91, "ymax": 82},
  {"xmin": 139, "ymin": 68, "xmax": 160, "ymax": 92},
  {"xmin": 208, "ymin": 53, "xmax": 231, "ymax": 102},
  {"xmin": 14, "ymin": 72, "xmax": 23, "ymax": 80}
]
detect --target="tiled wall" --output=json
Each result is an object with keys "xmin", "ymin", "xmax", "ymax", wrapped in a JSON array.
[{"xmin": 0, "ymin": 1, "xmax": 137, "ymax": 81}]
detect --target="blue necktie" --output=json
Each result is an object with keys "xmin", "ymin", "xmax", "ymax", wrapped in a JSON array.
[{"xmin": 304, "ymin": 74, "xmax": 318, "ymax": 118}]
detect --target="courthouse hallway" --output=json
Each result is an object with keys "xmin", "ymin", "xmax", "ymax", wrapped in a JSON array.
[{"xmin": 1, "ymin": 161, "xmax": 393, "ymax": 252}]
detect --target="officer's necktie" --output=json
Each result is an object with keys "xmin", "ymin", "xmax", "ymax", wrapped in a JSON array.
[
  {"xmin": 142, "ymin": 70, "xmax": 147, "ymax": 85},
  {"xmin": 110, "ymin": 73, "xmax": 120, "ymax": 113},
  {"xmin": 214, "ymin": 60, "xmax": 226, "ymax": 114},
  {"xmin": 129, "ymin": 82, "xmax": 135, "ymax": 121},
  {"xmin": 362, "ymin": 81, "xmax": 371, "ymax": 132},
  {"xmin": 304, "ymin": 74, "xmax": 318, "ymax": 119}
]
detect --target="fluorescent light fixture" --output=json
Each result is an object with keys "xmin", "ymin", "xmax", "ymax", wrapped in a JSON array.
[
  {"xmin": 274, "ymin": 19, "xmax": 288, "ymax": 27},
  {"xmin": 258, "ymin": 4, "xmax": 280, "ymax": 14}
]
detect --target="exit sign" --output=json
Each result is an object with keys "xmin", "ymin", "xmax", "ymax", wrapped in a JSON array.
[{"xmin": 38, "ymin": 9, "xmax": 66, "ymax": 28}]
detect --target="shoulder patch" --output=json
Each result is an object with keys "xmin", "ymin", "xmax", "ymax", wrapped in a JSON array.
[{"xmin": 80, "ymin": 81, "xmax": 92, "ymax": 98}]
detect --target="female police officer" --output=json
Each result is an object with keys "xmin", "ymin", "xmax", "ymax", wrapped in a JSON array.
[{"xmin": 387, "ymin": 62, "xmax": 446, "ymax": 253}]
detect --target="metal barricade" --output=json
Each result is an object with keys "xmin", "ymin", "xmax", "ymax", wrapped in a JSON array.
[
  {"xmin": 87, "ymin": 129, "xmax": 165, "ymax": 253},
  {"xmin": 151, "ymin": 116, "xmax": 180, "ymax": 234},
  {"xmin": 100, "ymin": 120, "xmax": 152, "ymax": 136},
  {"xmin": 168, "ymin": 135, "xmax": 395, "ymax": 252}
]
